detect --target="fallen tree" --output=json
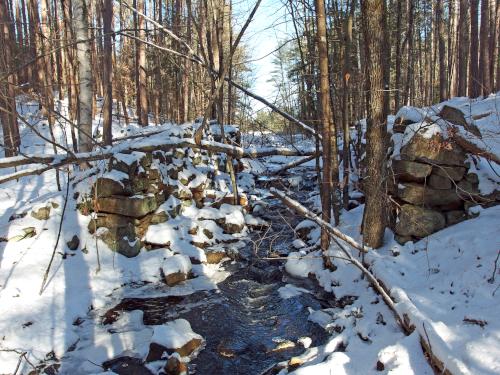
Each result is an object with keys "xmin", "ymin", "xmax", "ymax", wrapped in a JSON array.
[{"xmin": 0, "ymin": 137, "xmax": 315, "ymax": 185}]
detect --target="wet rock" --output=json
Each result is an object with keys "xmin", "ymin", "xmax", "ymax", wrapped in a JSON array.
[
  {"xmin": 165, "ymin": 356, "xmax": 188, "ymax": 375},
  {"xmin": 428, "ymin": 174, "xmax": 453, "ymax": 190},
  {"xmin": 146, "ymin": 320, "xmax": 203, "ymax": 361},
  {"xmin": 31, "ymin": 206, "xmax": 51, "ymax": 220},
  {"xmin": 97, "ymin": 194, "xmax": 159, "ymax": 218},
  {"xmin": 397, "ymin": 183, "xmax": 462, "ymax": 209},
  {"xmin": 162, "ymin": 255, "xmax": 192, "ymax": 286},
  {"xmin": 395, "ymin": 204, "xmax": 445, "ymax": 238},
  {"xmin": 391, "ymin": 160, "xmax": 432, "ymax": 182},
  {"xmin": 66, "ymin": 235, "xmax": 80, "ymax": 250},
  {"xmin": 400, "ymin": 133, "xmax": 466, "ymax": 166},
  {"xmin": 439, "ymin": 105, "xmax": 481, "ymax": 137}
]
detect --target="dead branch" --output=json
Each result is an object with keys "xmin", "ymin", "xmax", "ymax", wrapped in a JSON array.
[
  {"xmin": 269, "ymin": 187, "xmax": 368, "ymax": 253},
  {"xmin": 269, "ymin": 154, "xmax": 318, "ymax": 175}
]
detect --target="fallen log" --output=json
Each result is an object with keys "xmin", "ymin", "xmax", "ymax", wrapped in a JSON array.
[
  {"xmin": 450, "ymin": 130, "xmax": 500, "ymax": 165},
  {"xmin": 269, "ymin": 187, "xmax": 368, "ymax": 253},
  {"xmin": 269, "ymin": 154, "xmax": 318, "ymax": 175},
  {"xmin": 0, "ymin": 138, "xmax": 315, "ymax": 184}
]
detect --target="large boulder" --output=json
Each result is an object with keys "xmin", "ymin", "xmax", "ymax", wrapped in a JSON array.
[
  {"xmin": 395, "ymin": 204, "xmax": 445, "ymax": 238},
  {"xmin": 94, "ymin": 172, "xmax": 132, "ymax": 198},
  {"xmin": 96, "ymin": 227, "xmax": 141, "ymax": 257},
  {"xmin": 400, "ymin": 132, "xmax": 466, "ymax": 166},
  {"xmin": 432, "ymin": 165, "xmax": 466, "ymax": 181},
  {"xmin": 397, "ymin": 183, "xmax": 462, "ymax": 209},
  {"xmin": 391, "ymin": 160, "xmax": 432, "ymax": 182}
]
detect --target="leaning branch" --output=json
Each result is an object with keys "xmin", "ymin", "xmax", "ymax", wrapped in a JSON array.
[{"xmin": 270, "ymin": 188, "xmax": 368, "ymax": 253}]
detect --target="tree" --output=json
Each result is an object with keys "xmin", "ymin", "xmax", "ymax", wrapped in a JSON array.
[
  {"xmin": 457, "ymin": 0, "xmax": 469, "ymax": 96},
  {"xmin": 361, "ymin": 0, "xmax": 388, "ymax": 248},
  {"xmin": 102, "ymin": 0, "xmax": 113, "ymax": 145},
  {"xmin": 73, "ymin": 0, "xmax": 93, "ymax": 153},
  {"xmin": 135, "ymin": 0, "xmax": 148, "ymax": 126},
  {"xmin": 469, "ymin": 0, "xmax": 480, "ymax": 97},
  {"xmin": 314, "ymin": 0, "xmax": 340, "ymax": 264},
  {"xmin": 479, "ymin": 0, "xmax": 491, "ymax": 95}
]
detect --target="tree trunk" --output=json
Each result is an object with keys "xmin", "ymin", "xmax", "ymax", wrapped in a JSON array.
[
  {"xmin": 314, "ymin": 0, "xmax": 338, "ymax": 265},
  {"xmin": 102, "ymin": 0, "xmax": 113, "ymax": 145},
  {"xmin": 394, "ymin": 0, "xmax": 404, "ymax": 110},
  {"xmin": 136, "ymin": 0, "xmax": 148, "ymax": 126},
  {"xmin": 479, "ymin": 0, "xmax": 491, "ymax": 95},
  {"xmin": 457, "ymin": 0, "xmax": 469, "ymax": 96},
  {"xmin": 73, "ymin": 0, "xmax": 93, "ymax": 154},
  {"xmin": 437, "ymin": 0, "xmax": 447, "ymax": 101},
  {"xmin": 361, "ymin": 0, "xmax": 388, "ymax": 248},
  {"xmin": 469, "ymin": 0, "xmax": 480, "ymax": 97}
]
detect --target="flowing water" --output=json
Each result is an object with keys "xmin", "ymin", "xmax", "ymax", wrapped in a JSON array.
[{"xmin": 105, "ymin": 170, "xmax": 332, "ymax": 375}]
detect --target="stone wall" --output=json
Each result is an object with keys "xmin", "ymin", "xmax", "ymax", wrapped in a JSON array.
[
  {"xmin": 390, "ymin": 105, "xmax": 497, "ymax": 245},
  {"xmin": 79, "ymin": 125, "xmax": 249, "ymax": 258}
]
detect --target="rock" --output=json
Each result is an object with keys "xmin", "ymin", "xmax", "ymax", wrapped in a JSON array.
[
  {"xmin": 97, "ymin": 194, "xmax": 159, "ymax": 218},
  {"xmin": 394, "ymin": 234, "xmax": 413, "ymax": 245},
  {"xmin": 295, "ymin": 220, "xmax": 318, "ymax": 241},
  {"xmin": 400, "ymin": 133, "xmax": 466, "ymax": 166},
  {"xmin": 465, "ymin": 172, "xmax": 479, "ymax": 185},
  {"xmin": 88, "ymin": 213, "xmax": 132, "ymax": 234},
  {"xmin": 432, "ymin": 166, "xmax": 466, "ymax": 181},
  {"xmin": 397, "ymin": 183, "xmax": 462, "ymax": 209},
  {"xmin": 162, "ymin": 255, "xmax": 192, "ymax": 286},
  {"xmin": 204, "ymin": 250, "xmax": 226, "ymax": 264},
  {"xmin": 439, "ymin": 105, "xmax": 481, "ymax": 137},
  {"xmin": 146, "ymin": 319, "xmax": 203, "ymax": 361},
  {"xmin": 395, "ymin": 204, "xmax": 445, "ymax": 238},
  {"xmin": 97, "ymin": 228, "xmax": 141, "ymax": 257},
  {"xmin": 31, "ymin": 206, "xmax": 51, "ymax": 220},
  {"xmin": 445, "ymin": 210, "xmax": 467, "ymax": 226},
  {"xmin": 428, "ymin": 174, "xmax": 452, "ymax": 190},
  {"xmin": 66, "ymin": 235, "xmax": 80, "ymax": 250},
  {"xmin": 165, "ymin": 356, "xmax": 188, "ymax": 375},
  {"xmin": 220, "ymin": 220, "xmax": 245, "ymax": 234},
  {"xmin": 94, "ymin": 175, "xmax": 132, "ymax": 197},
  {"xmin": 149, "ymin": 210, "xmax": 169, "ymax": 225},
  {"xmin": 391, "ymin": 160, "xmax": 432, "ymax": 182},
  {"xmin": 457, "ymin": 179, "xmax": 480, "ymax": 200}
]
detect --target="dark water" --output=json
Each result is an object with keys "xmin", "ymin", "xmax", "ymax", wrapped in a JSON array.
[{"xmin": 105, "ymin": 170, "xmax": 331, "ymax": 375}]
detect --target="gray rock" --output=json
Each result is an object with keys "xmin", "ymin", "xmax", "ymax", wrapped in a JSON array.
[
  {"xmin": 445, "ymin": 210, "xmax": 467, "ymax": 226},
  {"xmin": 432, "ymin": 166, "xmax": 466, "ymax": 181},
  {"xmin": 439, "ymin": 105, "xmax": 481, "ymax": 137},
  {"xmin": 97, "ymin": 194, "xmax": 159, "ymax": 218},
  {"xmin": 397, "ymin": 183, "xmax": 462, "ymax": 209},
  {"xmin": 395, "ymin": 204, "xmax": 445, "ymax": 238},
  {"xmin": 66, "ymin": 235, "xmax": 80, "ymax": 250},
  {"xmin": 428, "ymin": 174, "xmax": 453, "ymax": 190},
  {"xmin": 392, "ymin": 160, "xmax": 432, "ymax": 182}
]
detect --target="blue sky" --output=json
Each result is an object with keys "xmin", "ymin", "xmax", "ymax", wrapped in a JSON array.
[{"xmin": 233, "ymin": 0, "xmax": 291, "ymax": 110}]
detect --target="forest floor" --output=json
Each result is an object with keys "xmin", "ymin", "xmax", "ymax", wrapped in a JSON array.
[{"xmin": 0, "ymin": 95, "xmax": 498, "ymax": 375}]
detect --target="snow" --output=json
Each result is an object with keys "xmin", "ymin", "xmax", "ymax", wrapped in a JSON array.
[
  {"xmin": 278, "ymin": 284, "xmax": 311, "ymax": 299},
  {"xmin": 151, "ymin": 319, "xmax": 203, "ymax": 351},
  {"xmin": 162, "ymin": 254, "xmax": 192, "ymax": 276}
]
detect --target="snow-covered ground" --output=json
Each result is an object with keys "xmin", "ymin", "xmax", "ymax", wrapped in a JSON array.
[{"xmin": 0, "ymin": 93, "xmax": 499, "ymax": 374}]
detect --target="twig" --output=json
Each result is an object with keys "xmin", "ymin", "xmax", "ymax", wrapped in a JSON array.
[{"xmin": 39, "ymin": 171, "xmax": 70, "ymax": 295}]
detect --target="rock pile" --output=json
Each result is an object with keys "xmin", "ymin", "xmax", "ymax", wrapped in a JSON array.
[
  {"xmin": 79, "ymin": 124, "xmax": 256, "ymax": 265},
  {"xmin": 390, "ymin": 105, "xmax": 492, "ymax": 244}
]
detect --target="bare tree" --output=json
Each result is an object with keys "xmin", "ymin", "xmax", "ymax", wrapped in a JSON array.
[
  {"xmin": 361, "ymin": 0, "xmax": 388, "ymax": 248},
  {"xmin": 73, "ymin": 0, "xmax": 93, "ymax": 153},
  {"xmin": 102, "ymin": 0, "xmax": 113, "ymax": 145}
]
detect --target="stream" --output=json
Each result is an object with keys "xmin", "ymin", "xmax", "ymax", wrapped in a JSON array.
[{"xmin": 104, "ymin": 169, "xmax": 334, "ymax": 375}]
